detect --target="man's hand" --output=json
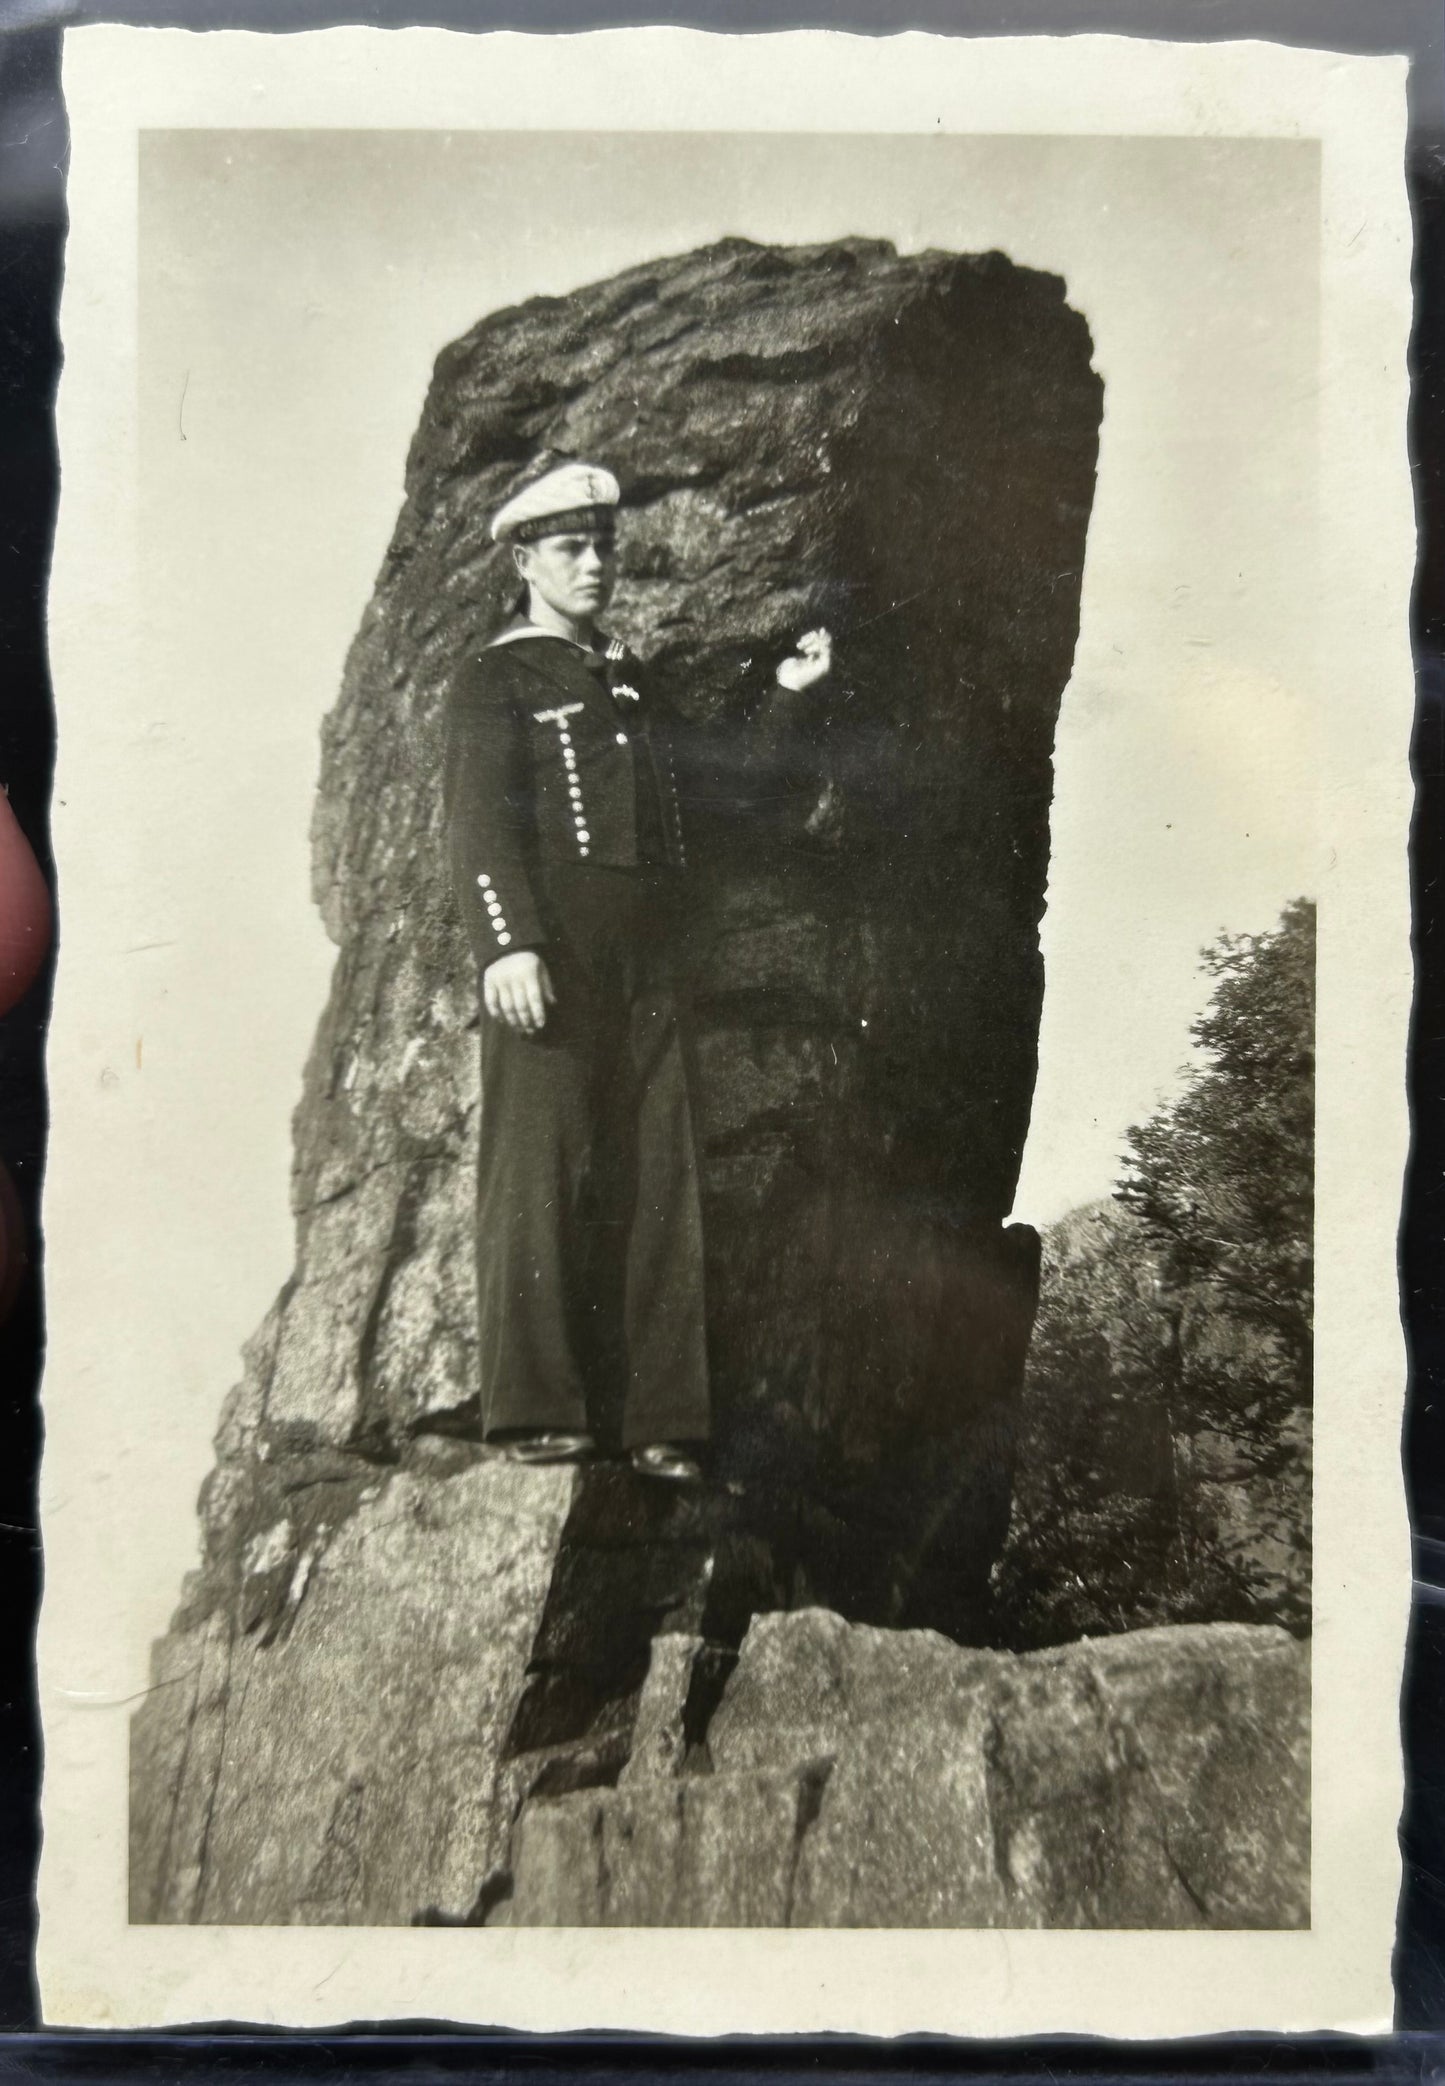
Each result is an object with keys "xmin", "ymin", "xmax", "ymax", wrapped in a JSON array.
[
  {"xmin": 484, "ymin": 949, "xmax": 556, "ymax": 1035},
  {"xmin": 775, "ymin": 626, "xmax": 832, "ymax": 693}
]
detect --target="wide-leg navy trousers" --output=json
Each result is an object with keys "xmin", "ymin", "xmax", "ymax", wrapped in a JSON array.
[{"xmin": 475, "ymin": 864, "xmax": 709, "ymax": 1448}]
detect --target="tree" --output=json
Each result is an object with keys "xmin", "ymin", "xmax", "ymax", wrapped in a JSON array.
[
  {"xmin": 1118, "ymin": 899, "xmax": 1314, "ymax": 1390},
  {"xmin": 995, "ymin": 901, "xmax": 1315, "ymax": 1646}
]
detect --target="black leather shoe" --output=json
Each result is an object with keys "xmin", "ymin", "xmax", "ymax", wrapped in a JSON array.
[
  {"xmin": 629, "ymin": 1442, "xmax": 705, "ymax": 1485},
  {"xmin": 503, "ymin": 1431, "xmax": 596, "ymax": 1466}
]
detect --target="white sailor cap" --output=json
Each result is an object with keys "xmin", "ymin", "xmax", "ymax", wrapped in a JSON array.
[{"xmin": 490, "ymin": 460, "xmax": 621, "ymax": 544}]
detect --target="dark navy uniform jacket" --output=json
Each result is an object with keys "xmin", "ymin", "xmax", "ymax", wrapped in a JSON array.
[{"xmin": 443, "ymin": 621, "xmax": 686, "ymax": 974}]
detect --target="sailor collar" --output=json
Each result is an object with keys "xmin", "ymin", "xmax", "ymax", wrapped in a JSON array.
[
  {"xmin": 486, "ymin": 619, "xmax": 630, "ymax": 667},
  {"xmin": 484, "ymin": 621, "xmax": 644, "ymax": 717}
]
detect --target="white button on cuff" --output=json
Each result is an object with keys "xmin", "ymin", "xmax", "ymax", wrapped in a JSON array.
[{"xmin": 615, "ymin": 732, "xmax": 628, "ymax": 746}]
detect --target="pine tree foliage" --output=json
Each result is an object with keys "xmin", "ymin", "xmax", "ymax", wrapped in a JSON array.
[
  {"xmin": 995, "ymin": 901, "xmax": 1314, "ymax": 1647},
  {"xmin": 1118, "ymin": 899, "xmax": 1314, "ymax": 1386}
]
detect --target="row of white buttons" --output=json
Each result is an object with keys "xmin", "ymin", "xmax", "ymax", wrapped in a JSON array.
[
  {"xmin": 545, "ymin": 717, "xmax": 677, "ymax": 867},
  {"xmin": 475, "ymin": 871, "xmax": 512, "ymax": 947},
  {"xmin": 557, "ymin": 724, "xmax": 593, "ymax": 856}
]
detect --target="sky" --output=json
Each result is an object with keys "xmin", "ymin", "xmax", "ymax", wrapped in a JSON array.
[{"xmin": 136, "ymin": 126, "xmax": 1320, "ymax": 1392}]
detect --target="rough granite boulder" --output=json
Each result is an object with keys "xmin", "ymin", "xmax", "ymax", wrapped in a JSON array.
[
  {"xmin": 505, "ymin": 1610, "xmax": 1310, "ymax": 1930},
  {"xmin": 506, "ymin": 1602, "xmax": 1309, "ymax": 1927},
  {"xmin": 132, "ymin": 1461, "xmax": 1309, "ymax": 1929},
  {"xmin": 132, "ymin": 237, "xmax": 1123, "ymax": 1924},
  {"xmin": 131, "ymin": 1461, "xmax": 575, "ymax": 1925}
]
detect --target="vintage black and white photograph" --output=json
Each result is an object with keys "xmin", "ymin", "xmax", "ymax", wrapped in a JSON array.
[{"xmin": 40, "ymin": 25, "xmax": 1412, "ymax": 2035}]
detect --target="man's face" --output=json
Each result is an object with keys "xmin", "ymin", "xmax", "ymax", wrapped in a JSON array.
[{"xmin": 515, "ymin": 528, "xmax": 616, "ymax": 624}]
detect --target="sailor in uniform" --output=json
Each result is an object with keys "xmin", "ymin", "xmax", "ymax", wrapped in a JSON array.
[{"xmin": 443, "ymin": 456, "xmax": 830, "ymax": 1482}]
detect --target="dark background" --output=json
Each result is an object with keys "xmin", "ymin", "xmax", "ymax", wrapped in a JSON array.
[{"xmin": 0, "ymin": 0, "xmax": 1441, "ymax": 2073}]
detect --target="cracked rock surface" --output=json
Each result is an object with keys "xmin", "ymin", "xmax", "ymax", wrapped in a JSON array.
[
  {"xmin": 130, "ymin": 1460, "xmax": 577, "ymax": 1926},
  {"xmin": 133, "ymin": 1456, "xmax": 1308, "ymax": 1928},
  {"xmin": 506, "ymin": 1610, "xmax": 1309, "ymax": 1929}
]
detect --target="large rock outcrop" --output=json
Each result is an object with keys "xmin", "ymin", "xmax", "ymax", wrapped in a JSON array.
[
  {"xmin": 132, "ymin": 1457, "xmax": 1309, "ymax": 1928},
  {"xmin": 133, "ymin": 238, "xmax": 1116, "ymax": 1923}
]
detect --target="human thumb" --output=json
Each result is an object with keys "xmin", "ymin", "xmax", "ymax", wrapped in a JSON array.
[
  {"xmin": 0, "ymin": 787, "xmax": 50, "ymax": 1017},
  {"xmin": 0, "ymin": 789, "xmax": 50, "ymax": 1322}
]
